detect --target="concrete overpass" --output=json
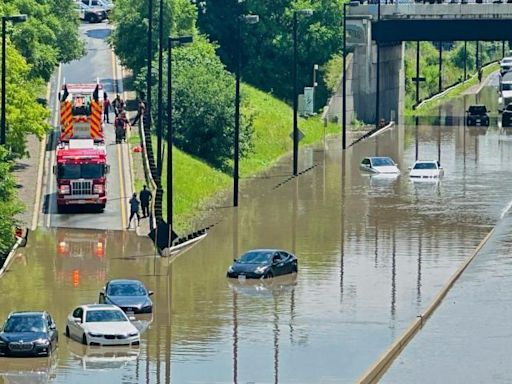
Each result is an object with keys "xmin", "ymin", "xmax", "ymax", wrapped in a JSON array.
[{"xmin": 343, "ymin": 2, "xmax": 511, "ymax": 126}]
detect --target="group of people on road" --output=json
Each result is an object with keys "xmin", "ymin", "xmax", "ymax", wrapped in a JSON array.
[
  {"xmin": 103, "ymin": 92, "xmax": 130, "ymax": 143},
  {"xmin": 127, "ymin": 185, "xmax": 152, "ymax": 229}
]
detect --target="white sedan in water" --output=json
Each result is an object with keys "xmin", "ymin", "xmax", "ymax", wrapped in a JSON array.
[
  {"xmin": 360, "ymin": 157, "xmax": 400, "ymax": 174},
  {"xmin": 65, "ymin": 304, "xmax": 140, "ymax": 346},
  {"xmin": 409, "ymin": 160, "xmax": 444, "ymax": 179}
]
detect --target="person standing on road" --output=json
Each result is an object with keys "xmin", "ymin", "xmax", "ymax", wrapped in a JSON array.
[
  {"xmin": 103, "ymin": 93, "xmax": 111, "ymax": 123},
  {"xmin": 127, "ymin": 193, "xmax": 140, "ymax": 229},
  {"xmin": 112, "ymin": 94, "xmax": 125, "ymax": 117},
  {"xmin": 139, "ymin": 185, "xmax": 152, "ymax": 218}
]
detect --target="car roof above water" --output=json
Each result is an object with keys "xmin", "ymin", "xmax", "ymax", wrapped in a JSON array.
[{"xmin": 8, "ymin": 311, "xmax": 46, "ymax": 317}]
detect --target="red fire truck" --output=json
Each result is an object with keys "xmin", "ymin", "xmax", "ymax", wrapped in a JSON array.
[
  {"xmin": 59, "ymin": 82, "xmax": 104, "ymax": 142},
  {"xmin": 54, "ymin": 139, "xmax": 109, "ymax": 212}
]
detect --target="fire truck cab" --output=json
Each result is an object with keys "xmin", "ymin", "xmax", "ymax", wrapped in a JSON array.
[
  {"xmin": 59, "ymin": 83, "xmax": 104, "ymax": 143},
  {"xmin": 54, "ymin": 139, "xmax": 109, "ymax": 212}
]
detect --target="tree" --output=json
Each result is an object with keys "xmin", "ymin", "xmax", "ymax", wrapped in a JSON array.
[
  {"xmin": 0, "ymin": 146, "xmax": 22, "ymax": 256},
  {"xmin": 197, "ymin": 0, "xmax": 343, "ymax": 106},
  {"xmin": 7, "ymin": 0, "xmax": 85, "ymax": 81},
  {"xmin": 110, "ymin": 0, "xmax": 196, "ymax": 75},
  {"xmin": 3, "ymin": 42, "xmax": 50, "ymax": 157},
  {"xmin": 153, "ymin": 37, "xmax": 254, "ymax": 168}
]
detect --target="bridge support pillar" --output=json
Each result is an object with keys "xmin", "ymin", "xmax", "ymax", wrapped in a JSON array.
[{"xmin": 352, "ymin": 40, "xmax": 404, "ymax": 124}]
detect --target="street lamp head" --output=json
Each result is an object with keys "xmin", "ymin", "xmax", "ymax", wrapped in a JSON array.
[
  {"xmin": 3, "ymin": 14, "xmax": 28, "ymax": 23},
  {"xmin": 242, "ymin": 14, "xmax": 259, "ymax": 24},
  {"xmin": 295, "ymin": 9, "xmax": 313, "ymax": 17},
  {"xmin": 169, "ymin": 35, "xmax": 193, "ymax": 45}
]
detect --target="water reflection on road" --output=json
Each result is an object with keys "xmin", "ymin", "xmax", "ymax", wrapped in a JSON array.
[{"xmin": 2, "ymin": 88, "xmax": 512, "ymax": 382}]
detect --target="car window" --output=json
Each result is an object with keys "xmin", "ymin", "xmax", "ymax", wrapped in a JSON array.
[
  {"xmin": 413, "ymin": 162, "xmax": 436, "ymax": 170},
  {"xmin": 502, "ymin": 83, "xmax": 512, "ymax": 91},
  {"xmin": 4, "ymin": 316, "xmax": 45, "ymax": 333},
  {"xmin": 372, "ymin": 157, "xmax": 394, "ymax": 167},
  {"xmin": 272, "ymin": 252, "xmax": 283, "ymax": 263},
  {"xmin": 107, "ymin": 283, "xmax": 146, "ymax": 296},
  {"xmin": 361, "ymin": 159, "xmax": 370, "ymax": 166},
  {"xmin": 468, "ymin": 106, "xmax": 487, "ymax": 114},
  {"xmin": 72, "ymin": 308, "xmax": 83, "ymax": 320},
  {"xmin": 279, "ymin": 252, "xmax": 289, "ymax": 260},
  {"xmin": 86, "ymin": 310, "xmax": 128, "ymax": 323},
  {"xmin": 238, "ymin": 251, "xmax": 273, "ymax": 264}
]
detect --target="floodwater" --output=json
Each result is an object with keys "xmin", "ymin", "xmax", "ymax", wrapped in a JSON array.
[{"xmin": 1, "ymin": 85, "xmax": 511, "ymax": 383}]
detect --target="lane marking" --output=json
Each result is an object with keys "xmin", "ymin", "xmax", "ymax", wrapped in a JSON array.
[
  {"xmin": 111, "ymin": 45, "xmax": 128, "ymax": 229},
  {"xmin": 46, "ymin": 63, "xmax": 62, "ymax": 228}
]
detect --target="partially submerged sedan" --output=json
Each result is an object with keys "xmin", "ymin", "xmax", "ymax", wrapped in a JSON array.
[
  {"xmin": 409, "ymin": 160, "xmax": 444, "ymax": 179},
  {"xmin": 99, "ymin": 279, "xmax": 153, "ymax": 314},
  {"xmin": 66, "ymin": 304, "xmax": 140, "ymax": 346},
  {"xmin": 227, "ymin": 249, "xmax": 298, "ymax": 279},
  {"xmin": 0, "ymin": 311, "xmax": 58, "ymax": 357},
  {"xmin": 360, "ymin": 157, "xmax": 400, "ymax": 174}
]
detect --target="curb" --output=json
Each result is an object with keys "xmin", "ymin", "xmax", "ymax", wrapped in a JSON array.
[
  {"xmin": 357, "ymin": 227, "xmax": 495, "ymax": 384},
  {"xmin": 0, "ymin": 238, "xmax": 23, "ymax": 278}
]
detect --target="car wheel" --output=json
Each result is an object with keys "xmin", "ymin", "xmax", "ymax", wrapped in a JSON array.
[
  {"xmin": 82, "ymin": 333, "xmax": 88, "ymax": 345},
  {"xmin": 65, "ymin": 326, "xmax": 70, "ymax": 338},
  {"xmin": 264, "ymin": 270, "xmax": 274, "ymax": 279}
]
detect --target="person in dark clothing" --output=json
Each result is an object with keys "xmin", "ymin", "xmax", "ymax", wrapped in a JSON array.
[
  {"xmin": 103, "ymin": 93, "xmax": 111, "ymax": 123},
  {"xmin": 112, "ymin": 94, "xmax": 125, "ymax": 117},
  {"xmin": 131, "ymin": 97, "xmax": 146, "ymax": 126},
  {"xmin": 139, "ymin": 185, "xmax": 152, "ymax": 218},
  {"xmin": 127, "ymin": 193, "xmax": 140, "ymax": 229}
]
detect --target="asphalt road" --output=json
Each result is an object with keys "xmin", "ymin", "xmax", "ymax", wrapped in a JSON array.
[{"xmin": 40, "ymin": 22, "xmax": 132, "ymax": 231}]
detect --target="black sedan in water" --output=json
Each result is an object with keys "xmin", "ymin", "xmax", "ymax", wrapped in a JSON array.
[
  {"xmin": 226, "ymin": 249, "xmax": 298, "ymax": 279},
  {"xmin": 0, "ymin": 311, "xmax": 58, "ymax": 357},
  {"xmin": 99, "ymin": 279, "xmax": 154, "ymax": 314}
]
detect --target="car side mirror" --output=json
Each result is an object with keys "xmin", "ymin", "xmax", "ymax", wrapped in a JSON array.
[
  {"xmin": 408, "ymin": 166, "xmax": 412, "ymax": 170},
  {"xmin": 233, "ymin": 259, "xmax": 237, "ymax": 262},
  {"xmin": 148, "ymin": 291, "xmax": 154, "ymax": 296},
  {"xmin": 99, "ymin": 290, "xmax": 105, "ymax": 296},
  {"xmin": 105, "ymin": 165, "xmax": 110, "ymax": 174},
  {"xmin": 128, "ymin": 316, "xmax": 136, "ymax": 321},
  {"xmin": 73, "ymin": 317, "xmax": 82, "ymax": 324},
  {"xmin": 50, "ymin": 324, "xmax": 57, "ymax": 330}
]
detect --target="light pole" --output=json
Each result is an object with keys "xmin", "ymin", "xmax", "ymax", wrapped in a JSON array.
[
  {"xmin": 292, "ymin": 9, "xmax": 313, "ymax": 176},
  {"xmin": 342, "ymin": 2, "xmax": 347, "ymax": 150},
  {"xmin": 146, "ymin": 0, "xmax": 153, "ymax": 161},
  {"xmin": 167, "ymin": 35, "xmax": 193, "ymax": 249},
  {"xmin": 1, "ymin": 14, "xmax": 27, "ymax": 146},
  {"xmin": 233, "ymin": 13, "xmax": 259, "ymax": 207},
  {"xmin": 157, "ymin": 0, "xmax": 164, "ymax": 177}
]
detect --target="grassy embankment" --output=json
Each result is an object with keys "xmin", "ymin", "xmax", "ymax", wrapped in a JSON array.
[
  {"xmin": 131, "ymin": 84, "xmax": 339, "ymax": 233},
  {"xmin": 407, "ymin": 63, "xmax": 500, "ymax": 116}
]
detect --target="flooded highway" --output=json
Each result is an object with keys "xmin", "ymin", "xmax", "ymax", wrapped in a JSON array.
[{"xmin": 2, "ymin": 82, "xmax": 511, "ymax": 382}]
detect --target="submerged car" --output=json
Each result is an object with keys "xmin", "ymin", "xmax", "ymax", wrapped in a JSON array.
[
  {"xmin": 99, "ymin": 279, "xmax": 153, "ymax": 314},
  {"xmin": 0, "ymin": 311, "xmax": 58, "ymax": 357},
  {"xmin": 500, "ymin": 57, "xmax": 512, "ymax": 75},
  {"xmin": 360, "ymin": 157, "xmax": 400, "ymax": 174},
  {"xmin": 227, "ymin": 249, "xmax": 298, "ymax": 279},
  {"xmin": 409, "ymin": 160, "xmax": 444, "ymax": 179},
  {"xmin": 502, "ymin": 103, "xmax": 512, "ymax": 127},
  {"xmin": 66, "ymin": 304, "xmax": 140, "ymax": 346},
  {"xmin": 465, "ymin": 105, "xmax": 489, "ymax": 126}
]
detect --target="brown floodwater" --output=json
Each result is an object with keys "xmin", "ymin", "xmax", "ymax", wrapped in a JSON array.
[{"xmin": 1, "ymin": 81, "xmax": 511, "ymax": 383}]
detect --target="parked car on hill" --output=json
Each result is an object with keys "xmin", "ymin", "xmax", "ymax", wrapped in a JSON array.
[
  {"xmin": 465, "ymin": 105, "xmax": 489, "ymax": 126},
  {"xmin": 0, "ymin": 311, "xmax": 58, "ymax": 357},
  {"xmin": 500, "ymin": 57, "xmax": 512, "ymax": 75},
  {"xmin": 75, "ymin": 2, "xmax": 108, "ymax": 23}
]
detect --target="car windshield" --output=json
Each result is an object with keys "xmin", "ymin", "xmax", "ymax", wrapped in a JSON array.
[
  {"xmin": 469, "ymin": 106, "xmax": 486, "ymax": 114},
  {"xmin": 86, "ymin": 310, "xmax": 127, "ymax": 323},
  {"xmin": 503, "ymin": 83, "xmax": 512, "ymax": 91},
  {"xmin": 3, "ymin": 316, "xmax": 45, "ymax": 333},
  {"xmin": 58, "ymin": 164, "xmax": 104, "ymax": 179},
  {"xmin": 238, "ymin": 251, "xmax": 273, "ymax": 264},
  {"xmin": 413, "ymin": 162, "xmax": 436, "ymax": 170},
  {"xmin": 502, "ymin": 59, "xmax": 512, "ymax": 65},
  {"xmin": 107, "ymin": 283, "xmax": 146, "ymax": 296},
  {"xmin": 372, "ymin": 157, "xmax": 394, "ymax": 167}
]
